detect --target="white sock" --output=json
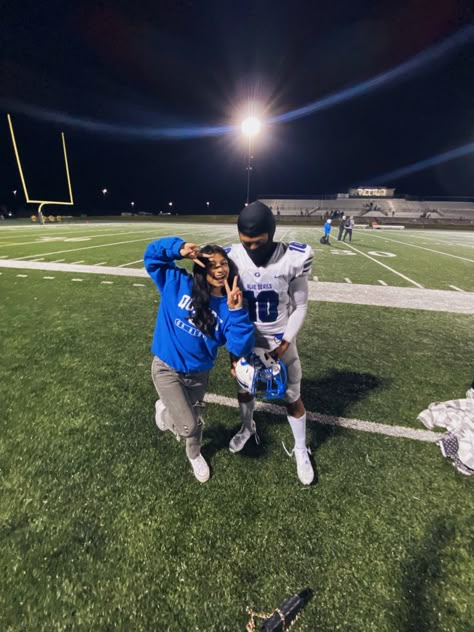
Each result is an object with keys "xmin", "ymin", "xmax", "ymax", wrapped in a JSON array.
[
  {"xmin": 288, "ymin": 413, "xmax": 307, "ymax": 450},
  {"xmin": 239, "ymin": 399, "xmax": 256, "ymax": 430}
]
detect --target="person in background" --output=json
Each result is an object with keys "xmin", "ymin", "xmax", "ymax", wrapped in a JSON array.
[
  {"xmin": 343, "ymin": 216, "xmax": 354, "ymax": 242},
  {"xmin": 337, "ymin": 215, "xmax": 346, "ymax": 241},
  {"xmin": 144, "ymin": 237, "xmax": 254, "ymax": 483},
  {"xmin": 226, "ymin": 201, "xmax": 315, "ymax": 485},
  {"xmin": 323, "ymin": 217, "xmax": 332, "ymax": 245}
]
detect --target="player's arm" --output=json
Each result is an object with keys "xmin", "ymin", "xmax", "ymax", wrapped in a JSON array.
[{"xmin": 274, "ymin": 247, "xmax": 312, "ymax": 358}]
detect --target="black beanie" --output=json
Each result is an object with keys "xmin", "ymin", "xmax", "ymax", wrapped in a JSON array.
[{"xmin": 237, "ymin": 201, "xmax": 276, "ymax": 240}]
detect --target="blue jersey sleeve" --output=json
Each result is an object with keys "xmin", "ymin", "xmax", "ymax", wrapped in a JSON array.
[
  {"xmin": 222, "ymin": 308, "xmax": 254, "ymax": 358},
  {"xmin": 144, "ymin": 237, "xmax": 187, "ymax": 291}
]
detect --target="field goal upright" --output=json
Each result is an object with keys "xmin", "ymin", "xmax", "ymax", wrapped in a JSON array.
[{"xmin": 7, "ymin": 113, "xmax": 74, "ymax": 222}]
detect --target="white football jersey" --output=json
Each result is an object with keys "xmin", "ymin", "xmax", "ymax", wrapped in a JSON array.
[{"xmin": 226, "ymin": 241, "xmax": 313, "ymax": 349}]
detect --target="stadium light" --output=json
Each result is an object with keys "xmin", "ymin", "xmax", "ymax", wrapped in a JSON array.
[
  {"xmin": 241, "ymin": 116, "xmax": 261, "ymax": 205},
  {"xmin": 101, "ymin": 188, "xmax": 108, "ymax": 196}
]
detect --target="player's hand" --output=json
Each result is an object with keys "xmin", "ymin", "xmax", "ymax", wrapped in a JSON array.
[
  {"xmin": 224, "ymin": 275, "xmax": 243, "ymax": 309},
  {"xmin": 179, "ymin": 242, "xmax": 209, "ymax": 268},
  {"xmin": 273, "ymin": 340, "xmax": 290, "ymax": 359}
]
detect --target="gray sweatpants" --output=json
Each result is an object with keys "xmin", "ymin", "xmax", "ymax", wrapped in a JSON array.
[{"xmin": 151, "ymin": 356, "xmax": 209, "ymax": 460}]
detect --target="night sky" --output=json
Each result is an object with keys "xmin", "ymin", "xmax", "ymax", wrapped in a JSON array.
[{"xmin": 0, "ymin": 0, "xmax": 473, "ymax": 214}]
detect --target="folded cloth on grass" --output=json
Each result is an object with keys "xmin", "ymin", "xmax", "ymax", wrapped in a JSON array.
[{"xmin": 417, "ymin": 386, "xmax": 474, "ymax": 476}]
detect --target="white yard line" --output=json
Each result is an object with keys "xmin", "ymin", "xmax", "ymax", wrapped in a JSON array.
[
  {"xmin": 344, "ymin": 277, "xmax": 352, "ymax": 283},
  {"xmin": 118, "ymin": 259, "xmax": 143, "ymax": 267},
  {"xmin": 335, "ymin": 240, "xmax": 424, "ymax": 288},
  {"xmin": 378, "ymin": 280, "xmax": 388, "ymax": 286},
  {"xmin": 71, "ymin": 260, "xmax": 85, "ymax": 264},
  {"xmin": 94, "ymin": 262, "xmax": 107, "ymax": 266},
  {"xmin": 2, "ymin": 258, "xmax": 473, "ymax": 313},
  {"xmin": 204, "ymin": 393, "xmax": 440, "ymax": 443},
  {"xmin": 449, "ymin": 285, "xmax": 464, "ymax": 292},
  {"xmin": 362, "ymin": 231, "xmax": 474, "ymax": 263}
]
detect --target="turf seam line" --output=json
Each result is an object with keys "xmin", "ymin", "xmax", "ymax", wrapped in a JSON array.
[{"xmin": 204, "ymin": 393, "xmax": 440, "ymax": 443}]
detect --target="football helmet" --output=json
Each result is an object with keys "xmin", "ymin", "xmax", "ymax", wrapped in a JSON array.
[{"xmin": 235, "ymin": 348, "xmax": 288, "ymax": 400}]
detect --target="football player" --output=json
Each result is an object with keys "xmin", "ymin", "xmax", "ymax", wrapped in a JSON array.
[{"xmin": 226, "ymin": 200, "xmax": 315, "ymax": 485}]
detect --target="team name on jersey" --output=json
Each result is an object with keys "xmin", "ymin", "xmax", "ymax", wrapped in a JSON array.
[{"xmin": 246, "ymin": 283, "xmax": 273, "ymax": 290}]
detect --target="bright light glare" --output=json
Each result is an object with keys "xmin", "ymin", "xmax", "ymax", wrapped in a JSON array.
[{"xmin": 241, "ymin": 117, "xmax": 261, "ymax": 138}]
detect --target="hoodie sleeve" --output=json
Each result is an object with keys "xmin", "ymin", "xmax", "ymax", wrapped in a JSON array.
[
  {"xmin": 222, "ymin": 307, "xmax": 255, "ymax": 358},
  {"xmin": 144, "ymin": 237, "xmax": 187, "ymax": 291}
]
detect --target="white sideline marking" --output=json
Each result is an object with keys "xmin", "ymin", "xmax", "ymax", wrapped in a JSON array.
[
  {"xmin": 119, "ymin": 259, "xmax": 143, "ymax": 267},
  {"xmin": 16, "ymin": 274, "xmax": 28, "ymax": 277},
  {"xmin": 71, "ymin": 278, "xmax": 84, "ymax": 282},
  {"xmin": 378, "ymin": 280, "xmax": 388, "ymax": 286},
  {"xmin": 95, "ymin": 262, "xmax": 107, "ymax": 266},
  {"xmin": 43, "ymin": 276, "xmax": 55, "ymax": 280},
  {"xmin": 101, "ymin": 281, "xmax": 114, "ymax": 284},
  {"xmin": 449, "ymin": 285, "xmax": 464, "ymax": 292},
  {"xmin": 0, "ymin": 255, "xmax": 8, "ymax": 259},
  {"xmin": 204, "ymin": 393, "xmax": 440, "ymax": 443},
  {"xmin": 313, "ymin": 275, "xmax": 319, "ymax": 282},
  {"xmin": 133, "ymin": 283, "xmax": 145, "ymax": 287},
  {"xmin": 31, "ymin": 257, "xmax": 45, "ymax": 261},
  {"xmin": 53, "ymin": 259, "xmax": 65, "ymax": 263},
  {"xmin": 344, "ymin": 277, "xmax": 352, "ymax": 283},
  {"xmin": 1, "ymin": 259, "xmax": 473, "ymax": 314},
  {"xmin": 71, "ymin": 260, "xmax": 85, "ymax": 264}
]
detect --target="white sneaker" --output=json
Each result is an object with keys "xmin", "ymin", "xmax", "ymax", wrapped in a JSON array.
[
  {"xmin": 189, "ymin": 454, "xmax": 210, "ymax": 483},
  {"xmin": 155, "ymin": 400, "xmax": 167, "ymax": 431},
  {"xmin": 294, "ymin": 447, "xmax": 314, "ymax": 485},
  {"xmin": 155, "ymin": 400, "xmax": 180, "ymax": 441},
  {"xmin": 229, "ymin": 421, "xmax": 258, "ymax": 454}
]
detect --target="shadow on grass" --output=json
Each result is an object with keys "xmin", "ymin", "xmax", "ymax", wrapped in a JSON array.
[
  {"xmin": 203, "ymin": 369, "xmax": 384, "ymax": 466},
  {"xmin": 399, "ymin": 516, "xmax": 456, "ymax": 632}
]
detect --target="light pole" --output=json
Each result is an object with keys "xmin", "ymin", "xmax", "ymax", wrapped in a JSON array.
[{"xmin": 241, "ymin": 116, "xmax": 261, "ymax": 205}]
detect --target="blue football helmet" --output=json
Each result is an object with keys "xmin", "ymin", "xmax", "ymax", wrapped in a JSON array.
[{"xmin": 235, "ymin": 348, "xmax": 288, "ymax": 400}]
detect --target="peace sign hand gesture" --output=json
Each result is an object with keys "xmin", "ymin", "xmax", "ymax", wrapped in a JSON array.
[
  {"xmin": 179, "ymin": 242, "xmax": 209, "ymax": 268},
  {"xmin": 224, "ymin": 275, "xmax": 243, "ymax": 310}
]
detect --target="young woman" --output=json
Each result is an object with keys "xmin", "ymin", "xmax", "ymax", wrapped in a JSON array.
[{"xmin": 144, "ymin": 237, "xmax": 254, "ymax": 483}]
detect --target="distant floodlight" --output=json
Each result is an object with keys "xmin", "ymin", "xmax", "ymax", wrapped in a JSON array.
[
  {"xmin": 102, "ymin": 188, "xmax": 108, "ymax": 195},
  {"xmin": 241, "ymin": 117, "xmax": 261, "ymax": 138},
  {"xmin": 168, "ymin": 201, "xmax": 173, "ymax": 207}
]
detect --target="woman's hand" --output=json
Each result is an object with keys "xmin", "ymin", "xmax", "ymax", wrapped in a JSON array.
[
  {"xmin": 179, "ymin": 242, "xmax": 208, "ymax": 268},
  {"xmin": 224, "ymin": 276, "xmax": 243, "ymax": 310}
]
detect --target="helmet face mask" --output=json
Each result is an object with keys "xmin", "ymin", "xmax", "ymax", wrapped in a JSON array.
[{"xmin": 235, "ymin": 348, "xmax": 288, "ymax": 400}]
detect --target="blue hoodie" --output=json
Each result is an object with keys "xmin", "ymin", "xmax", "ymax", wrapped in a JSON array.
[{"xmin": 144, "ymin": 237, "xmax": 254, "ymax": 373}]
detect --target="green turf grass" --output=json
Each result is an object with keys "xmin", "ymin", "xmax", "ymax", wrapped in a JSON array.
[{"xmin": 1, "ymin": 269, "xmax": 473, "ymax": 630}]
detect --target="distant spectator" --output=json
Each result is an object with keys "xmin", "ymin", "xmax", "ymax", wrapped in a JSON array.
[
  {"xmin": 343, "ymin": 216, "xmax": 354, "ymax": 242},
  {"xmin": 321, "ymin": 218, "xmax": 332, "ymax": 245},
  {"xmin": 337, "ymin": 214, "xmax": 346, "ymax": 241}
]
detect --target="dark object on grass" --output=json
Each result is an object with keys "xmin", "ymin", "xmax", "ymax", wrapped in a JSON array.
[{"xmin": 246, "ymin": 589, "xmax": 313, "ymax": 631}]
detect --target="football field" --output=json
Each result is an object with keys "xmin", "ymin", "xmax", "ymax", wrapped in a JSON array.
[{"xmin": 1, "ymin": 221, "xmax": 473, "ymax": 631}]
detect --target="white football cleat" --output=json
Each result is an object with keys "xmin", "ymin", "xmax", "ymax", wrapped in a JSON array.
[
  {"xmin": 229, "ymin": 421, "xmax": 258, "ymax": 453},
  {"xmin": 294, "ymin": 447, "xmax": 314, "ymax": 485}
]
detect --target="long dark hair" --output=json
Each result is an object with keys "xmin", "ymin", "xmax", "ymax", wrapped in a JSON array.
[{"xmin": 189, "ymin": 245, "xmax": 238, "ymax": 337}]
